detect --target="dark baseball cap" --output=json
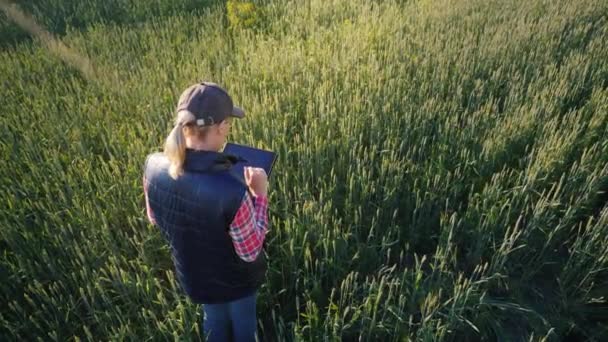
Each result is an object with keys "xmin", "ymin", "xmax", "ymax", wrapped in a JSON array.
[{"xmin": 176, "ymin": 81, "xmax": 245, "ymax": 126}]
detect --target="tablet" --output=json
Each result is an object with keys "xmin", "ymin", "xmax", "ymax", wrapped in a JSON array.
[{"xmin": 223, "ymin": 142, "xmax": 278, "ymax": 178}]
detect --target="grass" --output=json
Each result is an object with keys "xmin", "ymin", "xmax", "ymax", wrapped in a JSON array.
[{"xmin": 1, "ymin": 0, "xmax": 607, "ymax": 340}]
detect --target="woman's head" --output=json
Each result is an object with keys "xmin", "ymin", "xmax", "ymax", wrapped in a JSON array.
[{"xmin": 164, "ymin": 82, "xmax": 245, "ymax": 179}]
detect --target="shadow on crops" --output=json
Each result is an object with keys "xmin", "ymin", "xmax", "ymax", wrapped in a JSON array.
[{"xmin": 0, "ymin": 0, "xmax": 223, "ymax": 50}]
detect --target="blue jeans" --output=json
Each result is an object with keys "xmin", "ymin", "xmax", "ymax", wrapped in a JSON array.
[{"xmin": 201, "ymin": 292, "xmax": 257, "ymax": 342}]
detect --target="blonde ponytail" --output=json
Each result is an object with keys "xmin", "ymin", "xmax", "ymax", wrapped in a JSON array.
[
  {"xmin": 164, "ymin": 110, "xmax": 195, "ymax": 179},
  {"xmin": 164, "ymin": 124, "xmax": 186, "ymax": 179}
]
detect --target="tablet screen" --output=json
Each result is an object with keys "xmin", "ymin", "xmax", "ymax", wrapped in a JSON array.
[{"xmin": 223, "ymin": 143, "xmax": 277, "ymax": 178}]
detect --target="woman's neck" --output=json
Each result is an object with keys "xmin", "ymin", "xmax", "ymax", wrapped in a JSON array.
[{"xmin": 186, "ymin": 137, "xmax": 221, "ymax": 152}]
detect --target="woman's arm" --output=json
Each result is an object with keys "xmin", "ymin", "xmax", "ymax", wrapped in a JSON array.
[
  {"xmin": 228, "ymin": 191, "xmax": 269, "ymax": 262},
  {"xmin": 143, "ymin": 175, "xmax": 157, "ymax": 225}
]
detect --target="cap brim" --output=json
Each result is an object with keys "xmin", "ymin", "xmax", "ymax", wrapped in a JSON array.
[{"xmin": 232, "ymin": 106, "xmax": 245, "ymax": 118}]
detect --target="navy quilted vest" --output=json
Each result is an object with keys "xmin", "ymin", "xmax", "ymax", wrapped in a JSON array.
[{"xmin": 143, "ymin": 149, "xmax": 267, "ymax": 304}]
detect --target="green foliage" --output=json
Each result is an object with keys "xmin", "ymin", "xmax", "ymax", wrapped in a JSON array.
[
  {"xmin": 1, "ymin": 0, "xmax": 607, "ymax": 340},
  {"xmin": 0, "ymin": 0, "xmax": 219, "ymax": 49},
  {"xmin": 226, "ymin": 1, "xmax": 262, "ymax": 31}
]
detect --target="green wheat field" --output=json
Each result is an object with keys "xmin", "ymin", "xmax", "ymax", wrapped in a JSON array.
[{"xmin": 1, "ymin": 0, "xmax": 607, "ymax": 340}]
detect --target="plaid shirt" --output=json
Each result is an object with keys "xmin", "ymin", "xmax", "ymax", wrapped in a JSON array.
[
  {"xmin": 228, "ymin": 192, "xmax": 269, "ymax": 262},
  {"xmin": 143, "ymin": 176, "xmax": 269, "ymax": 262}
]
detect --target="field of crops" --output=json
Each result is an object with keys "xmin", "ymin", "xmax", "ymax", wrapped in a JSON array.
[{"xmin": 1, "ymin": 0, "xmax": 607, "ymax": 340}]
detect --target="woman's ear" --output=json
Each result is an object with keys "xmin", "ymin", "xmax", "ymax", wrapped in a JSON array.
[
  {"xmin": 219, "ymin": 120, "xmax": 230, "ymax": 135},
  {"xmin": 214, "ymin": 122, "xmax": 224, "ymax": 135}
]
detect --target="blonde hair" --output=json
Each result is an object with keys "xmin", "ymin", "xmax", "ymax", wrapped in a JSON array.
[{"xmin": 164, "ymin": 110, "xmax": 212, "ymax": 179}]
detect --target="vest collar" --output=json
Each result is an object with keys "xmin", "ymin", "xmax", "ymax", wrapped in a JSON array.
[{"xmin": 183, "ymin": 148, "xmax": 245, "ymax": 173}]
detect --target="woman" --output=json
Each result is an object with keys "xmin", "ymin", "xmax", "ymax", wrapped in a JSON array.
[{"xmin": 143, "ymin": 81, "xmax": 269, "ymax": 341}]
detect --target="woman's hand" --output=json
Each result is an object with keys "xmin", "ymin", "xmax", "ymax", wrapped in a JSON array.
[{"xmin": 244, "ymin": 167, "xmax": 268, "ymax": 197}]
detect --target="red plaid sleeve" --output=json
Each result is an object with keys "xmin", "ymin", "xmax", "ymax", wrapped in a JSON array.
[
  {"xmin": 143, "ymin": 175, "xmax": 157, "ymax": 225},
  {"xmin": 229, "ymin": 191, "xmax": 269, "ymax": 262}
]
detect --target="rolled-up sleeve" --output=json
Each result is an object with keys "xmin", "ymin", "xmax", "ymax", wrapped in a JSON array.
[{"xmin": 228, "ymin": 192, "xmax": 269, "ymax": 262}]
